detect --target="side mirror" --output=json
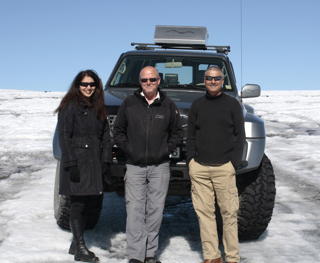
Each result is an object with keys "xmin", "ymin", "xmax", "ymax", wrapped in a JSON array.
[{"xmin": 241, "ymin": 84, "xmax": 261, "ymax": 98}]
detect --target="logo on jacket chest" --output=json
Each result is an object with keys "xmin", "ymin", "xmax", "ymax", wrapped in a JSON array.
[{"xmin": 155, "ymin": 114, "xmax": 164, "ymax": 119}]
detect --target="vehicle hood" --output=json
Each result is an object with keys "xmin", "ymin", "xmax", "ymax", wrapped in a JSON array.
[{"xmin": 104, "ymin": 88, "xmax": 206, "ymax": 116}]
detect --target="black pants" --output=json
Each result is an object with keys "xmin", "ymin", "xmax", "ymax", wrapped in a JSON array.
[{"xmin": 70, "ymin": 195, "xmax": 101, "ymax": 221}]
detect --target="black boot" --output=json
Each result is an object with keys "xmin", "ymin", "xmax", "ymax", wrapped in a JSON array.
[
  {"xmin": 69, "ymin": 217, "xmax": 95, "ymax": 257},
  {"xmin": 70, "ymin": 219, "xmax": 99, "ymax": 262},
  {"xmin": 69, "ymin": 240, "xmax": 95, "ymax": 257}
]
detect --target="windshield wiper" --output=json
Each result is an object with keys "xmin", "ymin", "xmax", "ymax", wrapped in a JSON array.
[
  {"xmin": 114, "ymin": 83, "xmax": 140, "ymax": 87},
  {"xmin": 160, "ymin": 84, "xmax": 205, "ymax": 90}
]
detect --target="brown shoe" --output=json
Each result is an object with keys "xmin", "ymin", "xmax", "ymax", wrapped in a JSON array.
[{"xmin": 202, "ymin": 258, "xmax": 223, "ymax": 263}]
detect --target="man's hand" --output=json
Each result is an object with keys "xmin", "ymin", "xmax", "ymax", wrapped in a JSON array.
[{"xmin": 101, "ymin": 162, "xmax": 117, "ymax": 184}]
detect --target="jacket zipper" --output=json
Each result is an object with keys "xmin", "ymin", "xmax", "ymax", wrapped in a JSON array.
[{"xmin": 145, "ymin": 105, "xmax": 150, "ymax": 165}]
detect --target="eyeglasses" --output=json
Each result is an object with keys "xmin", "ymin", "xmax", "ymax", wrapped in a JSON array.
[
  {"xmin": 80, "ymin": 82, "xmax": 96, "ymax": 87},
  {"xmin": 204, "ymin": 76, "xmax": 223, "ymax": 81},
  {"xmin": 140, "ymin": 78, "xmax": 159, "ymax": 83}
]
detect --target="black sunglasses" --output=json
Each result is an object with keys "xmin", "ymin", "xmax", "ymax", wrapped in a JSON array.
[
  {"xmin": 140, "ymin": 78, "xmax": 158, "ymax": 83},
  {"xmin": 204, "ymin": 76, "xmax": 223, "ymax": 81},
  {"xmin": 80, "ymin": 82, "xmax": 96, "ymax": 87}
]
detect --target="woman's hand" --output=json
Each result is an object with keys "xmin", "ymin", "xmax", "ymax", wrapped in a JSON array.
[{"xmin": 69, "ymin": 166, "xmax": 80, "ymax": 183}]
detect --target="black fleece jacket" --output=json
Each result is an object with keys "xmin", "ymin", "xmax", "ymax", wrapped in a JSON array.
[
  {"xmin": 186, "ymin": 92, "xmax": 245, "ymax": 169},
  {"xmin": 113, "ymin": 88, "xmax": 183, "ymax": 166}
]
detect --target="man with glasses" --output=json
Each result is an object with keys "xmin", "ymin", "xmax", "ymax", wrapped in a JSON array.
[
  {"xmin": 187, "ymin": 66, "xmax": 245, "ymax": 263},
  {"xmin": 113, "ymin": 66, "xmax": 183, "ymax": 263}
]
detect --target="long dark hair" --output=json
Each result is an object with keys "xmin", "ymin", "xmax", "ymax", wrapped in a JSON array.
[{"xmin": 55, "ymin": 70, "xmax": 107, "ymax": 121}]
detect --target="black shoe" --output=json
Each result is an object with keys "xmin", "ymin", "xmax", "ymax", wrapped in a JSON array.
[
  {"xmin": 68, "ymin": 239, "xmax": 95, "ymax": 257},
  {"xmin": 75, "ymin": 252, "xmax": 99, "ymax": 263},
  {"xmin": 129, "ymin": 259, "xmax": 143, "ymax": 263}
]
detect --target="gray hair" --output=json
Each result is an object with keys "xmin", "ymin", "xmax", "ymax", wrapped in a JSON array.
[{"xmin": 204, "ymin": 66, "xmax": 224, "ymax": 78}]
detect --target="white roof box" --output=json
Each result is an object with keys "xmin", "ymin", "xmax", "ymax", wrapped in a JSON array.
[{"xmin": 154, "ymin": 25, "xmax": 208, "ymax": 46}]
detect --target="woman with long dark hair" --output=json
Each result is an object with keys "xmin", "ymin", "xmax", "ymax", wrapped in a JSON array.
[{"xmin": 55, "ymin": 70, "xmax": 112, "ymax": 262}]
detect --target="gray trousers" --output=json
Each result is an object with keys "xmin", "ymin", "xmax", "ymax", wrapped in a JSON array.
[{"xmin": 125, "ymin": 162, "xmax": 170, "ymax": 261}]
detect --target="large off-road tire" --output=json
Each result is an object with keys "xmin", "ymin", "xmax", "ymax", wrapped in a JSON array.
[
  {"xmin": 236, "ymin": 154, "xmax": 276, "ymax": 240},
  {"xmin": 215, "ymin": 154, "xmax": 276, "ymax": 240},
  {"xmin": 53, "ymin": 161, "xmax": 104, "ymax": 230}
]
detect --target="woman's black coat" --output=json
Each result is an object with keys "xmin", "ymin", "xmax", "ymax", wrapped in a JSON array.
[{"xmin": 58, "ymin": 100, "xmax": 112, "ymax": 196}]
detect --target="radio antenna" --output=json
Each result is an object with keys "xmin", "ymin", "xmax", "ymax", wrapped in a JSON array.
[{"xmin": 241, "ymin": 0, "xmax": 243, "ymax": 89}]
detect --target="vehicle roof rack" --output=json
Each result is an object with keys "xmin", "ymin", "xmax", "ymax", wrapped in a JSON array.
[
  {"xmin": 131, "ymin": 26, "xmax": 230, "ymax": 54},
  {"xmin": 131, "ymin": 42, "xmax": 230, "ymax": 54}
]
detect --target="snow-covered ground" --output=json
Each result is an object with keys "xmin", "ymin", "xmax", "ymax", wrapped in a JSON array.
[{"xmin": 0, "ymin": 89, "xmax": 319, "ymax": 263}]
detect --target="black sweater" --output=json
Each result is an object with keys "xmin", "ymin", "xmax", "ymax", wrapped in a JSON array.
[{"xmin": 186, "ymin": 92, "xmax": 245, "ymax": 169}]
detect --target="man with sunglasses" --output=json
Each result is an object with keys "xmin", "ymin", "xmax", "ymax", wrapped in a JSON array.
[
  {"xmin": 113, "ymin": 66, "xmax": 183, "ymax": 263},
  {"xmin": 187, "ymin": 66, "xmax": 245, "ymax": 263}
]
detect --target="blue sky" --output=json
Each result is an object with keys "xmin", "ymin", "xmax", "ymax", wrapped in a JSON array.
[{"xmin": 1, "ymin": 0, "xmax": 319, "ymax": 92}]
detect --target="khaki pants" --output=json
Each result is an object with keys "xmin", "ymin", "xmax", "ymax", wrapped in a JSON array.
[{"xmin": 189, "ymin": 159, "xmax": 240, "ymax": 262}]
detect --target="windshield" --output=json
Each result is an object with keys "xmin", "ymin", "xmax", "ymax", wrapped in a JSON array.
[{"xmin": 110, "ymin": 54, "xmax": 233, "ymax": 92}]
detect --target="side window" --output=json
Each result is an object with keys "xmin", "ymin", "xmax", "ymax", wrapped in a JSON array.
[{"xmin": 111, "ymin": 58, "xmax": 127, "ymax": 85}]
